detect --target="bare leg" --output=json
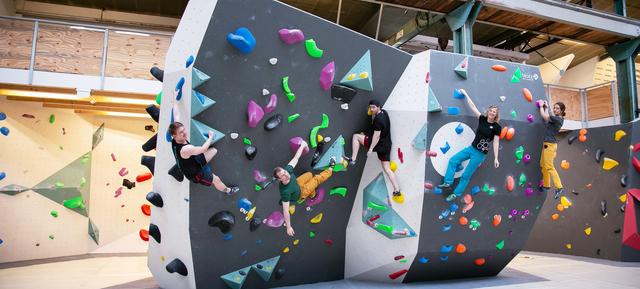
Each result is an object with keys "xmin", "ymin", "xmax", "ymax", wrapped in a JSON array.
[
  {"xmin": 204, "ymin": 147, "xmax": 218, "ymax": 163},
  {"xmin": 382, "ymin": 161, "xmax": 400, "ymax": 192},
  {"xmin": 351, "ymin": 134, "xmax": 365, "ymax": 161},
  {"xmin": 212, "ymin": 175, "xmax": 229, "ymax": 193}
]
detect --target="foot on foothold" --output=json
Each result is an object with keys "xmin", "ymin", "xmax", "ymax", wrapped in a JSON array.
[
  {"xmin": 226, "ymin": 186, "xmax": 240, "ymax": 196},
  {"xmin": 392, "ymin": 191, "xmax": 404, "ymax": 204},
  {"xmin": 343, "ymin": 155, "xmax": 356, "ymax": 166},
  {"xmin": 553, "ymin": 188, "xmax": 564, "ymax": 199},
  {"xmin": 438, "ymin": 183, "xmax": 451, "ymax": 188},
  {"xmin": 329, "ymin": 157, "xmax": 337, "ymax": 168}
]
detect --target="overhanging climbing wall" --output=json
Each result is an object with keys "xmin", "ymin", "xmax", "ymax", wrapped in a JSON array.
[{"xmin": 525, "ymin": 121, "xmax": 640, "ymax": 262}]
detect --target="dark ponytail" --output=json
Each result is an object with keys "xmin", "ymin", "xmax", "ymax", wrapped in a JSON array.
[{"xmin": 555, "ymin": 102, "xmax": 566, "ymax": 117}]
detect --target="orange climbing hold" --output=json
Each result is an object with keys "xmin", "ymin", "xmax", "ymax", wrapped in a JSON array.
[
  {"xmin": 139, "ymin": 229, "xmax": 149, "ymax": 241},
  {"xmin": 491, "ymin": 65, "xmax": 507, "ymax": 72},
  {"xmin": 493, "ymin": 214, "xmax": 502, "ymax": 227},
  {"xmin": 506, "ymin": 175, "xmax": 514, "ymax": 192},
  {"xmin": 506, "ymin": 127, "xmax": 515, "ymax": 141},
  {"xmin": 560, "ymin": 160, "xmax": 570, "ymax": 170},
  {"xmin": 552, "ymin": 213, "xmax": 559, "ymax": 221},
  {"xmin": 522, "ymin": 88, "xmax": 533, "ymax": 102},
  {"xmin": 500, "ymin": 127, "xmax": 507, "ymax": 140},
  {"xmin": 556, "ymin": 203, "xmax": 564, "ymax": 212},
  {"xmin": 459, "ymin": 216, "xmax": 469, "ymax": 225},
  {"xmin": 456, "ymin": 243, "xmax": 467, "ymax": 254},
  {"xmin": 579, "ymin": 129, "xmax": 588, "ymax": 135},
  {"xmin": 578, "ymin": 134, "xmax": 587, "ymax": 142},
  {"xmin": 141, "ymin": 204, "xmax": 151, "ymax": 216},
  {"xmin": 136, "ymin": 172, "xmax": 152, "ymax": 182},
  {"xmin": 474, "ymin": 258, "xmax": 486, "ymax": 266}
]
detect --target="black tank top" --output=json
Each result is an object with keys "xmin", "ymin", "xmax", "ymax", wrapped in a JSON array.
[{"xmin": 171, "ymin": 139, "xmax": 204, "ymax": 179}]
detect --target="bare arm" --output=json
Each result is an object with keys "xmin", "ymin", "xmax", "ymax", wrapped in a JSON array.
[
  {"xmin": 179, "ymin": 132, "xmax": 213, "ymax": 159},
  {"xmin": 539, "ymin": 101, "xmax": 550, "ymax": 122},
  {"xmin": 493, "ymin": 135, "xmax": 500, "ymax": 168},
  {"xmin": 282, "ymin": 202, "xmax": 294, "ymax": 236},
  {"xmin": 173, "ymin": 102, "xmax": 181, "ymax": 123},
  {"xmin": 460, "ymin": 89, "xmax": 481, "ymax": 118},
  {"xmin": 287, "ymin": 142, "xmax": 307, "ymax": 168},
  {"xmin": 368, "ymin": 131, "xmax": 381, "ymax": 153}
]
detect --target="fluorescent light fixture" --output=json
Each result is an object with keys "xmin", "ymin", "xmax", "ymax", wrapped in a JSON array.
[
  {"xmin": 75, "ymin": 110, "xmax": 150, "ymax": 118},
  {"xmin": 68, "ymin": 25, "xmax": 105, "ymax": 32},
  {"xmin": 115, "ymin": 30, "xmax": 150, "ymax": 37},
  {"xmin": 0, "ymin": 89, "xmax": 81, "ymax": 100}
]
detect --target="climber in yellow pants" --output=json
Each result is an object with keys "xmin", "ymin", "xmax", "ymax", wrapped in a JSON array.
[
  {"xmin": 296, "ymin": 169, "xmax": 333, "ymax": 200},
  {"xmin": 538, "ymin": 100, "xmax": 566, "ymax": 199}
]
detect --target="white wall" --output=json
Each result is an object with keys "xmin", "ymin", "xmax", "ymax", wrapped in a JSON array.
[
  {"xmin": 557, "ymin": 56, "xmax": 598, "ymax": 88},
  {"xmin": 539, "ymin": 54, "xmax": 574, "ymax": 85}
]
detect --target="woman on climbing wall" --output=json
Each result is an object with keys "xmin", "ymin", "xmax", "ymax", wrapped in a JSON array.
[
  {"xmin": 538, "ymin": 101, "xmax": 566, "ymax": 199},
  {"xmin": 438, "ymin": 89, "xmax": 501, "ymax": 197}
]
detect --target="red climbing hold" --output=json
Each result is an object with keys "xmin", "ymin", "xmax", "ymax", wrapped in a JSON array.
[
  {"xmin": 506, "ymin": 127, "xmax": 515, "ymax": 141},
  {"xmin": 136, "ymin": 172, "xmax": 152, "ymax": 182},
  {"xmin": 506, "ymin": 175, "xmax": 515, "ymax": 192},
  {"xmin": 388, "ymin": 269, "xmax": 408, "ymax": 280},
  {"xmin": 633, "ymin": 157, "xmax": 640, "ymax": 174},
  {"xmin": 139, "ymin": 229, "xmax": 149, "ymax": 241},
  {"xmin": 141, "ymin": 204, "xmax": 151, "ymax": 216},
  {"xmin": 427, "ymin": 151, "xmax": 437, "ymax": 157},
  {"xmin": 456, "ymin": 243, "xmax": 467, "ymax": 253},
  {"xmin": 634, "ymin": 143, "xmax": 640, "ymax": 153},
  {"xmin": 394, "ymin": 255, "xmax": 405, "ymax": 261},
  {"xmin": 474, "ymin": 258, "xmax": 486, "ymax": 266},
  {"xmin": 493, "ymin": 214, "xmax": 502, "ymax": 227},
  {"xmin": 324, "ymin": 238, "xmax": 333, "ymax": 246},
  {"xmin": 491, "ymin": 65, "xmax": 507, "ymax": 72},
  {"xmin": 397, "ymin": 148, "xmax": 404, "ymax": 164},
  {"xmin": 459, "ymin": 216, "xmax": 469, "ymax": 225}
]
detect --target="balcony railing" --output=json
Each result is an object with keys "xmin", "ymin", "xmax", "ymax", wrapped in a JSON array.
[{"xmin": 545, "ymin": 81, "xmax": 623, "ymax": 129}]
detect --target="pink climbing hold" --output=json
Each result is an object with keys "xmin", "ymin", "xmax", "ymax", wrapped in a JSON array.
[
  {"xmin": 118, "ymin": 168, "xmax": 128, "ymax": 177},
  {"xmin": 264, "ymin": 211, "xmax": 285, "ymax": 228},
  {"xmin": 425, "ymin": 72, "xmax": 430, "ymax": 83},
  {"xmin": 424, "ymin": 182, "xmax": 434, "ymax": 190},
  {"xmin": 319, "ymin": 61, "xmax": 335, "ymax": 91},
  {"xmin": 398, "ymin": 148, "xmax": 404, "ymax": 164},
  {"xmin": 427, "ymin": 151, "xmax": 437, "ymax": 157},
  {"xmin": 264, "ymin": 94, "xmax": 278, "ymax": 113},
  {"xmin": 278, "ymin": 28, "xmax": 305, "ymax": 45},
  {"xmin": 306, "ymin": 188, "xmax": 326, "ymax": 207},
  {"xmin": 289, "ymin": 137, "xmax": 309, "ymax": 155},
  {"xmin": 114, "ymin": 187, "xmax": 123, "ymax": 198},
  {"xmin": 253, "ymin": 170, "xmax": 267, "ymax": 183},
  {"xmin": 247, "ymin": 100, "xmax": 265, "ymax": 128},
  {"xmin": 462, "ymin": 201, "xmax": 474, "ymax": 213},
  {"xmin": 110, "ymin": 153, "xmax": 116, "ymax": 162}
]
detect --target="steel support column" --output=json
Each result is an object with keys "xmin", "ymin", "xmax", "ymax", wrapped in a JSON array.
[
  {"xmin": 445, "ymin": 1, "xmax": 482, "ymax": 55},
  {"xmin": 606, "ymin": 38, "xmax": 640, "ymax": 123}
]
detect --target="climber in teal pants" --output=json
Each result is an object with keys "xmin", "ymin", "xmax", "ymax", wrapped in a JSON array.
[{"xmin": 439, "ymin": 89, "xmax": 502, "ymax": 196}]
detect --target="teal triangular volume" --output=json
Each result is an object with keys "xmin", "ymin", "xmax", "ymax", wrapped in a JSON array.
[
  {"xmin": 88, "ymin": 218, "xmax": 99, "ymax": 245},
  {"xmin": 362, "ymin": 173, "xmax": 416, "ymax": 239},
  {"xmin": 412, "ymin": 123, "xmax": 428, "ymax": 150},
  {"xmin": 339, "ymin": 50, "xmax": 373, "ymax": 91},
  {"xmin": 191, "ymin": 90, "xmax": 216, "ymax": 117},
  {"xmin": 0, "ymin": 184, "xmax": 30, "ymax": 196},
  {"xmin": 454, "ymin": 56, "xmax": 468, "ymax": 79},
  {"xmin": 428, "ymin": 86, "xmax": 442, "ymax": 112},
  {"xmin": 313, "ymin": 135, "xmax": 346, "ymax": 171},
  {"xmin": 221, "ymin": 266, "xmax": 251, "ymax": 289},
  {"xmin": 190, "ymin": 119, "xmax": 225, "ymax": 146},
  {"xmin": 192, "ymin": 68, "xmax": 211, "ymax": 89},
  {"xmin": 251, "ymin": 256, "xmax": 280, "ymax": 281}
]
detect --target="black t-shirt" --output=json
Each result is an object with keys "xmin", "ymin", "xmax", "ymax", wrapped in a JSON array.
[
  {"xmin": 543, "ymin": 115, "xmax": 564, "ymax": 143},
  {"xmin": 369, "ymin": 110, "xmax": 392, "ymax": 152},
  {"xmin": 471, "ymin": 115, "xmax": 501, "ymax": 154},
  {"xmin": 171, "ymin": 139, "xmax": 205, "ymax": 179}
]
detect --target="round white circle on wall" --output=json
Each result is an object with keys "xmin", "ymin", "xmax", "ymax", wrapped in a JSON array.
[{"xmin": 429, "ymin": 121, "xmax": 476, "ymax": 178}]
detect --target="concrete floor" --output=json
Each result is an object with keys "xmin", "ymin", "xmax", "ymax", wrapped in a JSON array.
[{"xmin": 0, "ymin": 252, "xmax": 638, "ymax": 289}]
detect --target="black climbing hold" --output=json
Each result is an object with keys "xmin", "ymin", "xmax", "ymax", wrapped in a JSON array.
[
  {"xmin": 123, "ymin": 179, "xmax": 136, "ymax": 189},
  {"xmin": 571, "ymin": 190, "xmax": 579, "ymax": 195},
  {"xmin": 256, "ymin": 264, "xmax": 263, "ymax": 269},
  {"xmin": 595, "ymin": 149, "xmax": 604, "ymax": 163},
  {"xmin": 245, "ymin": 145, "xmax": 257, "ymax": 160},
  {"xmin": 620, "ymin": 204, "xmax": 625, "ymax": 212},
  {"xmin": 310, "ymin": 141, "xmax": 325, "ymax": 167},
  {"xmin": 614, "ymin": 228, "xmax": 621, "ymax": 234},
  {"xmin": 596, "ymin": 249, "xmax": 601, "ymax": 255},
  {"xmin": 275, "ymin": 268, "xmax": 285, "ymax": 279},
  {"xmin": 568, "ymin": 135, "xmax": 577, "ymax": 145},
  {"xmin": 168, "ymin": 164, "xmax": 184, "ymax": 182},
  {"xmin": 239, "ymin": 270, "xmax": 247, "ymax": 276},
  {"xmin": 149, "ymin": 223, "xmax": 161, "ymax": 243},
  {"xmin": 146, "ymin": 105, "xmax": 160, "ymax": 123},
  {"xmin": 150, "ymin": 66, "xmax": 164, "ymax": 82},
  {"xmin": 258, "ymin": 179, "xmax": 273, "ymax": 190},
  {"xmin": 264, "ymin": 114, "xmax": 283, "ymax": 131},
  {"xmin": 249, "ymin": 217, "xmax": 261, "ymax": 232},
  {"xmin": 146, "ymin": 192, "xmax": 164, "ymax": 208},
  {"xmin": 141, "ymin": 156, "xmax": 155, "ymax": 174},
  {"xmin": 621, "ymin": 175, "xmax": 627, "ymax": 187},
  {"xmin": 165, "ymin": 258, "xmax": 188, "ymax": 276},
  {"xmin": 330, "ymin": 84, "xmax": 356, "ymax": 103},
  {"xmin": 208, "ymin": 211, "xmax": 235, "ymax": 234},
  {"xmin": 600, "ymin": 200, "xmax": 607, "ymax": 217},
  {"xmin": 144, "ymin": 125, "xmax": 155, "ymax": 132},
  {"xmin": 142, "ymin": 134, "xmax": 158, "ymax": 152}
]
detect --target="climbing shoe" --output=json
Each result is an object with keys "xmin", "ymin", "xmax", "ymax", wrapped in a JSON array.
[
  {"xmin": 438, "ymin": 183, "xmax": 451, "ymax": 188},
  {"xmin": 226, "ymin": 186, "xmax": 240, "ymax": 196},
  {"xmin": 553, "ymin": 188, "xmax": 565, "ymax": 199},
  {"xmin": 329, "ymin": 157, "xmax": 337, "ymax": 168},
  {"xmin": 392, "ymin": 191, "xmax": 404, "ymax": 204}
]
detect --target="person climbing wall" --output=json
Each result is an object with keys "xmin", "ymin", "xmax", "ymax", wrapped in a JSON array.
[
  {"xmin": 439, "ymin": 89, "xmax": 501, "ymax": 197},
  {"xmin": 347, "ymin": 99, "xmax": 403, "ymax": 202},
  {"xmin": 170, "ymin": 104, "xmax": 239, "ymax": 195},
  {"xmin": 538, "ymin": 101, "xmax": 566, "ymax": 199},
  {"xmin": 274, "ymin": 142, "xmax": 336, "ymax": 237}
]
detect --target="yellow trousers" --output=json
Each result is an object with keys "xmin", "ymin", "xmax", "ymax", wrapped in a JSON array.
[
  {"xmin": 297, "ymin": 169, "xmax": 333, "ymax": 200},
  {"xmin": 540, "ymin": 142, "xmax": 563, "ymax": 189}
]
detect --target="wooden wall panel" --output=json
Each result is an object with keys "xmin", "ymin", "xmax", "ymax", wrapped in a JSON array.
[
  {"xmin": 0, "ymin": 18, "xmax": 34, "ymax": 70},
  {"xmin": 34, "ymin": 23, "xmax": 104, "ymax": 75},
  {"xmin": 549, "ymin": 86, "xmax": 582, "ymax": 121},
  {"xmin": 105, "ymin": 32, "xmax": 170, "ymax": 80},
  {"xmin": 586, "ymin": 84, "xmax": 614, "ymax": 120}
]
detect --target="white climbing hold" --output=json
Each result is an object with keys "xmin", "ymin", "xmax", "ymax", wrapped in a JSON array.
[
  {"xmin": 499, "ymin": 96, "xmax": 506, "ymax": 102},
  {"xmin": 269, "ymin": 58, "xmax": 278, "ymax": 65},
  {"xmin": 230, "ymin": 133, "xmax": 239, "ymax": 140},
  {"xmin": 262, "ymin": 89, "xmax": 269, "ymax": 96},
  {"xmin": 324, "ymin": 136, "xmax": 331, "ymax": 143},
  {"xmin": 340, "ymin": 103, "xmax": 349, "ymax": 110}
]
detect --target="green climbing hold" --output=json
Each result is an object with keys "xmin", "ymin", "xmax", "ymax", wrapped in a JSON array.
[
  {"xmin": 49, "ymin": 235, "xmax": 54, "ymax": 240},
  {"xmin": 510, "ymin": 68, "xmax": 522, "ymax": 83},
  {"xmin": 496, "ymin": 240, "xmax": 505, "ymax": 250},
  {"xmin": 304, "ymin": 39, "xmax": 323, "ymax": 58},
  {"xmin": 482, "ymin": 183, "xmax": 490, "ymax": 193},
  {"xmin": 367, "ymin": 201, "xmax": 388, "ymax": 212},
  {"xmin": 399, "ymin": 259, "xmax": 408, "ymax": 263},
  {"xmin": 81, "ymin": 154, "xmax": 90, "ymax": 164},
  {"xmin": 518, "ymin": 173, "xmax": 526, "ymax": 186},
  {"xmin": 49, "ymin": 114, "xmax": 55, "ymax": 124},
  {"xmin": 515, "ymin": 146, "xmax": 524, "ymax": 164},
  {"xmin": 63, "ymin": 195, "xmax": 85, "ymax": 209},
  {"xmin": 50, "ymin": 210, "xmax": 58, "ymax": 218},
  {"xmin": 309, "ymin": 113, "xmax": 329, "ymax": 148},
  {"xmin": 255, "ymin": 185, "xmax": 261, "ymax": 191},
  {"xmin": 309, "ymin": 231, "xmax": 316, "ymax": 238},
  {"xmin": 287, "ymin": 113, "xmax": 300, "ymax": 123},
  {"xmin": 243, "ymin": 137, "xmax": 252, "ymax": 146},
  {"xmin": 286, "ymin": 92, "xmax": 296, "ymax": 103},
  {"xmin": 282, "ymin": 76, "xmax": 291, "ymax": 93},
  {"xmin": 376, "ymin": 223, "xmax": 393, "ymax": 234},
  {"xmin": 511, "ymin": 110, "xmax": 517, "ymax": 119},
  {"xmin": 329, "ymin": 187, "xmax": 347, "ymax": 197},
  {"xmin": 79, "ymin": 177, "xmax": 86, "ymax": 188},
  {"xmin": 469, "ymin": 219, "xmax": 481, "ymax": 230},
  {"xmin": 55, "ymin": 182, "xmax": 65, "ymax": 188},
  {"xmin": 487, "ymin": 187, "xmax": 495, "ymax": 195},
  {"xmin": 156, "ymin": 91, "xmax": 162, "ymax": 105}
]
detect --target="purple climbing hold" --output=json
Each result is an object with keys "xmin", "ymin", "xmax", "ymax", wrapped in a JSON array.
[
  {"xmin": 247, "ymin": 100, "xmax": 265, "ymax": 128},
  {"xmin": 527, "ymin": 114, "xmax": 534, "ymax": 123},
  {"xmin": 0, "ymin": 127, "xmax": 9, "ymax": 136},
  {"xmin": 306, "ymin": 187, "xmax": 326, "ymax": 207},
  {"xmin": 523, "ymin": 154, "xmax": 531, "ymax": 164},
  {"xmin": 447, "ymin": 107, "xmax": 460, "ymax": 115},
  {"xmin": 289, "ymin": 137, "xmax": 310, "ymax": 155},
  {"xmin": 264, "ymin": 94, "xmax": 278, "ymax": 113},
  {"xmin": 440, "ymin": 141, "xmax": 451, "ymax": 154},
  {"xmin": 536, "ymin": 100, "xmax": 544, "ymax": 108},
  {"xmin": 227, "ymin": 27, "xmax": 256, "ymax": 53},
  {"xmin": 264, "ymin": 211, "xmax": 284, "ymax": 228},
  {"xmin": 455, "ymin": 123, "xmax": 464, "ymax": 134},
  {"xmin": 278, "ymin": 28, "xmax": 305, "ymax": 45},
  {"xmin": 253, "ymin": 170, "xmax": 267, "ymax": 183},
  {"xmin": 319, "ymin": 61, "xmax": 335, "ymax": 91},
  {"xmin": 525, "ymin": 186, "xmax": 533, "ymax": 196}
]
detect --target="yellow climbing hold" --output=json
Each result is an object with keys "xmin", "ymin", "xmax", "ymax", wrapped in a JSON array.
[
  {"xmin": 161, "ymin": 256, "xmax": 165, "ymax": 261},
  {"xmin": 566, "ymin": 244, "xmax": 572, "ymax": 249},
  {"xmin": 359, "ymin": 71, "xmax": 369, "ymax": 79},
  {"xmin": 619, "ymin": 194, "xmax": 627, "ymax": 203},
  {"xmin": 347, "ymin": 73, "xmax": 356, "ymax": 81},
  {"xmin": 367, "ymin": 107, "xmax": 372, "ymax": 116},
  {"xmin": 317, "ymin": 134, "xmax": 323, "ymax": 143},
  {"xmin": 614, "ymin": 130, "xmax": 626, "ymax": 141},
  {"xmin": 246, "ymin": 207, "xmax": 256, "ymax": 221},
  {"xmin": 310, "ymin": 213, "xmax": 323, "ymax": 224},
  {"xmin": 283, "ymin": 247, "xmax": 290, "ymax": 253},
  {"xmin": 602, "ymin": 158, "xmax": 619, "ymax": 170},
  {"xmin": 560, "ymin": 196, "xmax": 572, "ymax": 208},
  {"xmin": 390, "ymin": 160, "xmax": 398, "ymax": 172},
  {"xmin": 289, "ymin": 204, "xmax": 295, "ymax": 215},
  {"xmin": 392, "ymin": 193, "xmax": 405, "ymax": 204},
  {"xmin": 293, "ymin": 239, "xmax": 300, "ymax": 246},
  {"xmin": 584, "ymin": 227, "xmax": 592, "ymax": 236}
]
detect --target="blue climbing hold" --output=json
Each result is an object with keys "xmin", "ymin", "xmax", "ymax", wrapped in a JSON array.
[
  {"xmin": 449, "ymin": 203, "xmax": 459, "ymax": 214},
  {"xmin": 439, "ymin": 209, "xmax": 450, "ymax": 219},
  {"xmin": 440, "ymin": 256, "xmax": 449, "ymax": 261},
  {"xmin": 433, "ymin": 187, "xmax": 442, "ymax": 195},
  {"xmin": 0, "ymin": 127, "xmax": 9, "ymax": 136},
  {"xmin": 165, "ymin": 130, "xmax": 172, "ymax": 142},
  {"xmin": 223, "ymin": 234, "xmax": 233, "ymax": 241},
  {"xmin": 453, "ymin": 89, "xmax": 464, "ymax": 99},
  {"xmin": 442, "ymin": 224, "xmax": 452, "ymax": 232},
  {"xmin": 440, "ymin": 141, "xmax": 451, "ymax": 154},
  {"xmin": 227, "ymin": 27, "xmax": 256, "ymax": 54},
  {"xmin": 455, "ymin": 123, "xmax": 464, "ymax": 134},
  {"xmin": 176, "ymin": 77, "xmax": 185, "ymax": 92},
  {"xmin": 176, "ymin": 89, "xmax": 183, "ymax": 101},
  {"xmin": 471, "ymin": 185, "xmax": 480, "ymax": 195},
  {"xmin": 238, "ymin": 198, "xmax": 252, "ymax": 212},
  {"xmin": 447, "ymin": 107, "xmax": 460, "ymax": 115},
  {"xmin": 0, "ymin": 172, "xmax": 5, "ymax": 181},
  {"xmin": 418, "ymin": 257, "xmax": 429, "ymax": 264},
  {"xmin": 0, "ymin": 112, "xmax": 6, "ymax": 120},
  {"xmin": 256, "ymin": 239, "xmax": 263, "ymax": 245},
  {"xmin": 240, "ymin": 250, "xmax": 248, "ymax": 256},
  {"xmin": 186, "ymin": 55, "xmax": 195, "ymax": 68},
  {"xmin": 440, "ymin": 245, "xmax": 453, "ymax": 253}
]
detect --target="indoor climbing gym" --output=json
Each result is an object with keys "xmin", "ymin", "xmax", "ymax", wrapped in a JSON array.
[{"xmin": 1, "ymin": 0, "xmax": 640, "ymax": 288}]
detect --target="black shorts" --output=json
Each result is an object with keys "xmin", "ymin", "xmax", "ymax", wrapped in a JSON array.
[
  {"xmin": 364, "ymin": 136, "xmax": 391, "ymax": 162},
  {"xmin": 190, "ymin": 156, "xmax": 215, "ymax": 186}
]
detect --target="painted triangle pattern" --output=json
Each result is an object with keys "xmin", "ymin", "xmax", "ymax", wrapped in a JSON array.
[
  {"xmin": 339, "ymin": 50, "xmax": 373, "ymax": 91},
  {"xmin": 220, "ymin": 256, "xmax": 281, "ymax": 289},
  {"xmin": 427, "ymin": 86, "xmax": 442, "ymax": 112},
  {"xmin": 190, "ymin": 119, "xmax": 225, "ymax": 146},
  {"xmin": 454, "ymin": 56, "xmax": 468, "ymax": 79},
  {"xmin": 412, "ymin": 123, "xmax": 428, "ymax": 150},
  {"xmin": 192, "ymin": 67, "xmax": 211, "ymax": 89},
  {"xmin": 191, "ymin": 90, "xmax": 216, "ymax": 117},
  {"xmin": 362, "ymin": 173, "xmax": 416, "ymax": 239},
  {"xmin": 251, "ymin": 256, "xmax": 280, "ymax": 281},
  {"xmin": 221, "ymin": 266, "xmax": 251, "ymax": 289},
  {"xmin": 313, "ymin": 135, "xmax": 346, "ymax": 171}
]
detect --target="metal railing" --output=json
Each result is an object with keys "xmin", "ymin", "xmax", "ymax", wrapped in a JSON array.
[{"xmin": 545, "ymin": 81, "xmax": 621, "ymax": 127}]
